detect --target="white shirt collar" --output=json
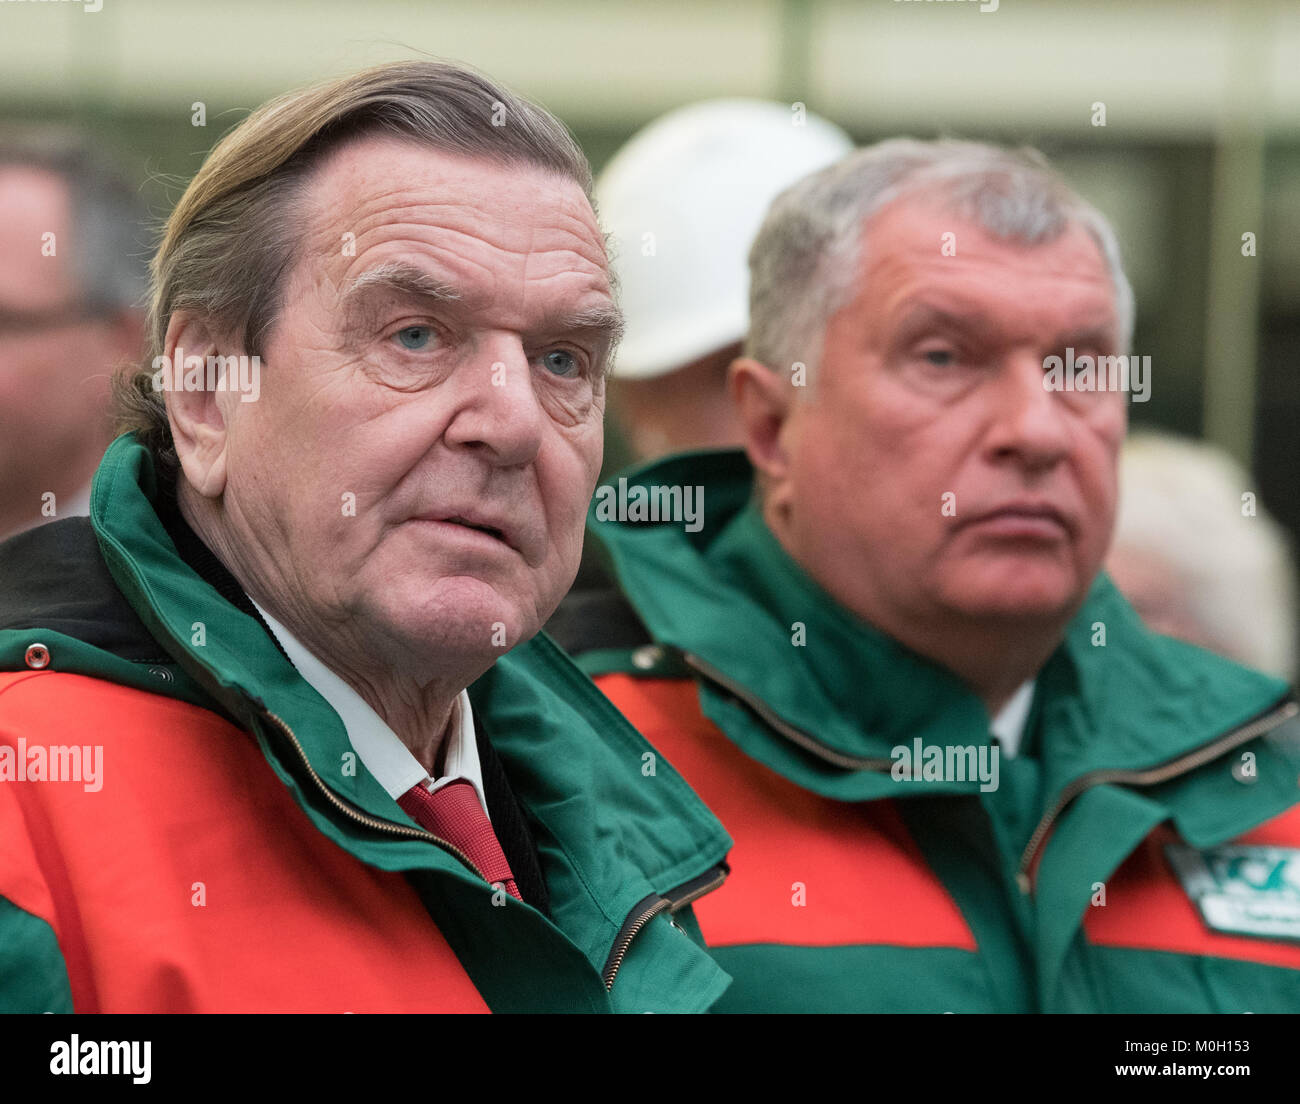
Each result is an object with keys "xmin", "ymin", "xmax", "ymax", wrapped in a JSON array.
[
  {"xmin": 990, "ymin": 679, "xmax": 1036, "ymax": 759},
  {"xmin": 249, "ymin": 597, "xmax": 489, "ymax": 818}
]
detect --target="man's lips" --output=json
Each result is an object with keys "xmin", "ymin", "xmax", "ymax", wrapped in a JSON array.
[
  {"xmin": 959, "ymin": 502, "xmax": 1073, "ymax": 540},
  {"xmin": 410, "ymin": 511, "xmax": 520, "ymax": 553}
]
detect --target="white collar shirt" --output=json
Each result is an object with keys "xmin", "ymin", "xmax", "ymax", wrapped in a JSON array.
[
  {"xmin": 989, "ymin": 679, "xmax": 1036, "ymax": 760},
  {"xmin": 250, "ymin": 597, "xmax": 490, "ymax": 819}
]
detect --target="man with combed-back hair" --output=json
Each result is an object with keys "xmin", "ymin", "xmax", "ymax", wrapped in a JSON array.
[
  {"xmin": 553, "ymin": 138, "xmax": 1300, "ymax": 1013},
  {"xmin": 0, "ymin": 60, "xmax": 732, "ymax": 1013}
]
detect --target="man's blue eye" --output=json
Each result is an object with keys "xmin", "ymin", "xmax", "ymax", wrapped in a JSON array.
[
  {"xmin": 543, "ymin": 349, "xmax": 579, "ymax": 377},
  {"xmin": 923, "ymin": 349, "xmax": 955, "ymax": 367},
  {"xmin": 396, "ymin": 326, "xmax": 433, "ymax": 350}
]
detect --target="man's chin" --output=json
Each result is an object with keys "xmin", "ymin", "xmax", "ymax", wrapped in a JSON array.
[
  {"xmin": 372, "ymin": 578, "xmax": 538, "ymax": 658},
  {"xmin": 939, "ymin": 566, "xmax": 1084, "ymax": 624}
]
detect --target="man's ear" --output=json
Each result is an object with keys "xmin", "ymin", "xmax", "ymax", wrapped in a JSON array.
[
  {"xmin": 161, "ymin": 312, "xmax": 231, "ymax": 500},
  {"xmin": 729, "ymin": 355, "xmax": 794, "ymax": 485}
]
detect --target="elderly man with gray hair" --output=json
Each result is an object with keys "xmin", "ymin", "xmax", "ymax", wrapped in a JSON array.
[
  {"xmin": 0, "ymin": 60, "xmax": 732, "ymax": 1013},
  {"xmin": 556, "ymin": 138, "xmax": 1300, "ymax": 1012}
]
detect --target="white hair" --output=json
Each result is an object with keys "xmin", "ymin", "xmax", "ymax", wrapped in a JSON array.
[
  {"xmin": 1111, "ymin": 431, "xmax": 1297, "ymax": 679},
  {"xmin": 745, "ymin": 138, "xmax": 1135, "ymax": 381}
]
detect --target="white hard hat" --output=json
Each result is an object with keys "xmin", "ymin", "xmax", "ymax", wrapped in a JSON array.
[{"xmin": 597, "ymin": 99, "xmax": 853, "ymax": 380}]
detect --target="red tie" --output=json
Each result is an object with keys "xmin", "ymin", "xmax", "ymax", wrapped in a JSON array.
[{"xmin": 397, "ymin": 780, "xmax": 523, "ymax": 901}]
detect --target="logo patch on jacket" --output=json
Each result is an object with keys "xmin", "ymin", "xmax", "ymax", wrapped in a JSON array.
[{"xmin": 1165, "ymin": 843, "xmax": 1300, "ymax": 943}]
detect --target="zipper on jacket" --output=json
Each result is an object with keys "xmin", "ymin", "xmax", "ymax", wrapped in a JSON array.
[
  {"xmin": 270, "ymin": 706, "xmax": 732, "ymax": 995},
  {"xmin": 1014, "ymin": 696, "xmax": 1300, "ymax": 894},
  {"xmin": 686, "ymin": 651, "xmax": 1300, "ymax": 900},
  {"xmin": 602, "ymin": 894, "xmax": 671, "ymax": 990},
  {"xmin": 683, "ymin": 652, "xmax": 895, "ymax": 770},
  {"xmin": 262, "ymin": 710, "xmax": 487, "ymax": 881},
  {"xmin": 601, "ymin": 864, "xmax": 730, "ymax": 991},
  {"xmin": 664, "ymin": 864, "xmax": 729, "ymax": 912}
]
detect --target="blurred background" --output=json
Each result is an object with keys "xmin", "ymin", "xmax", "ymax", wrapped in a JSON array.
[{"xmin": 1, "ymin": 0, "xmax": 1297, "ymax": 672}]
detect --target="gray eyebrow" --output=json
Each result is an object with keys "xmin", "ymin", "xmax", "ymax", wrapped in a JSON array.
[
  {"xmin": 341, "ymin": 262, "xmax": 461, "ymax": 304},
  {"xmin": 555, "ymin": 303, "xmax": 625, "ymax": 348}
]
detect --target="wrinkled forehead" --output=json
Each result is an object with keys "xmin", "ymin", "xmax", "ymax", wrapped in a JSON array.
[
  {"xmin": 857, "ymin": 193, "xmax": 1112, "ymax": 287},
  {"xmin": 294, "ymin": 135, "xmax": 609, "ymax": 278},
  {"xmin": 841, "ymin": 194, "xmax": 1119, "ymax": 347}
]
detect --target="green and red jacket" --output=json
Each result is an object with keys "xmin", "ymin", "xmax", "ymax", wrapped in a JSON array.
[
  {"xmin": 552, "ymin": 450, "xmax": 1300, "ymax": 1013},
  {"xmin": 0, "ymin": 435, "xmax": 733, "ymax": 1013}
]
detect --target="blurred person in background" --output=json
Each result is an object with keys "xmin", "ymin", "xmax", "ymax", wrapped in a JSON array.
[
  {"xmin": 599, "ymin": 99, "xmax": 853, "ymax": 460},
  {"xmin": 0, "ymin": 134, "xmax": 147, "ymax": 542},
  {"xmin": 555, "ymin": 138, "xmax": 1300, "ymax": 1013},
  {"xmin": 1108, "ymin": 431, "xmax": 1297, "ymax": 682}
]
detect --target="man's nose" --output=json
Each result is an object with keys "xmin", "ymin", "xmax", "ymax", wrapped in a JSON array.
[
  {"xmin": 984, "ymin": 352, "xmax": 1073, "ymax": 471},
  {"xmin": 442, "ymin": 337, "xmax": 544, "ymax": 467}
]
